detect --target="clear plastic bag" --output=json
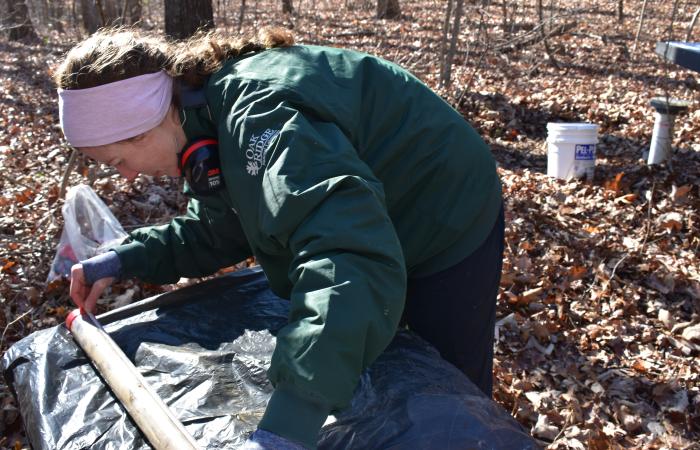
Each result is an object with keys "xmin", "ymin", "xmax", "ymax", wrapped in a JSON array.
[{"xmin": 47, "ymin": 184, "xmax": 127, "ymax": 282}]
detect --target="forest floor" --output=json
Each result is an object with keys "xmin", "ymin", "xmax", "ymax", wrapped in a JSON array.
[{"xmin": 1, "ymin": 0, "xmax": 699, "ymax": 448}]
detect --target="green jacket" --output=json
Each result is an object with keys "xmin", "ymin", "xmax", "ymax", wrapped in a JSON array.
[{"xmin": 114, "ymin": 45, "xmax": 501, "ymax": 448}]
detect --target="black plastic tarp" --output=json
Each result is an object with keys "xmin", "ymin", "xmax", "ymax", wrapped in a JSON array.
[{"xmin": 3, "ymin": 267, "xmax": 539, "ymax": 449}]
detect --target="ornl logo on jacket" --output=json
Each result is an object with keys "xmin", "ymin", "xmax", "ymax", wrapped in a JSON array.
[{"xmin": 245, "ymin": 128, "xmax": 280, "ymax": 176}]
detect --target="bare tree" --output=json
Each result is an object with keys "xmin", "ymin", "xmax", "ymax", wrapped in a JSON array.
[
  {"xmin": 71, "ymin": 0, "xmax": 79, "ymax": 35},
  {"xmin": 282, "ymin": 0, "xmax": 293, "ymax": 14},
  {"xmin": 667, "ymin": 0, "xmax": 681, "ymax": 39},
  {"xmin": 686, "ymin": 7, "xmax": 700, "ymax": 41},
  {"xmin": 31, "ymin": 0, "xmax": 49, "ymax": 27},
  {"xmin": 47, "ymin": 0, "xmax": 66, "ymax": 32},
  {"xmin": 101, "ymin": 0, "xmax": 120, "ymax": 24},
  {"xmin": 87, "ymin": 0, "xmax": 140, "ymax": 26},
  {"xmin": 214, "ymin": 0, "xmax": 229, "ymax": 26},
  {"xmin": 238, "ymin": 0, "xmax": 246, "ymax": 32},
  {"xmin": 536, "ymin": 0, "xmax": 559, "ymax": 68},
  {"xmin": 5, "ymin": 0, "xmax": 38, "ymax": 40},
  {"xmin": 439, "ymin": 0, "xmax": 464, "ymax": 88},
  {"xmin": 165, "ymin": 0, "xmax": 214, "ymax": 39},
  {"xmin": 631, "ymin": 0, "xmax": 648, "ymax": 55},
  {"xmin": 617, "ymin": 0, "xmax": 623, "ymax": 23},
  {"xmin": 80, "ymin": 0, "xmax": 101, "ymax": 33},
  {"xmin": 122, "ymin": 0, "xmax": 142, "ymax": 25},
  {"xmin": 376, "ymin": 0, "xmax": 400, "ymax": 19},
  {"xmin": 439, "ymin": 0, "xmax": 453, "ymax": 70}
]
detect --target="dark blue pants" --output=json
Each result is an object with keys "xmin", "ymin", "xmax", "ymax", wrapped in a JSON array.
[{"xmin": 404, "ymin": 206, "xmax": 504, "ymax": 397}]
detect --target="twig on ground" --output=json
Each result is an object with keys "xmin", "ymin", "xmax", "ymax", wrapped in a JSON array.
[
  {"xmin": 604, "ymin": 181, "xmax": 657, "ymax": 292},
  {"xmin": 0, "ymin": 172, "xmax": 35, "ymax": 192},
  {"xmin": 639, "ymin": 181, "xmax": 656, "ymax": 254},
  {"xmin": 0, "ymin": 308, "xmax": 34, "ymax": 349}
]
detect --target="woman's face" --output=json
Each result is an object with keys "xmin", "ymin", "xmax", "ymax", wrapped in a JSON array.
[{"xmin": 79, "ymin": 105, "xmax": 186, "ymax": 181}]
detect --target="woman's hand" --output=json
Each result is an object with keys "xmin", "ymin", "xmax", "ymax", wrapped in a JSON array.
[{"xmin": 69, "ymin": 264, "xmax": 115, "ymax": 314}]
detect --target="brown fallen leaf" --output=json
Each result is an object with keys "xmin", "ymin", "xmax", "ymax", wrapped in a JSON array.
[
  {"xmin": 1, "ymin": 259, "xmax": 16, "ymax": 273},
  {"xmin": 531, "ymin": 321, "xmax": 551, "ymax": 342},
  {"xmin": 671, "ymin": 184, "xmax": 693, "ymax": 201},
  {"xmin": 657, "ymin": 212, "xmax": 683, "ymax": 232},
  {"xmin": 569, "ymin": 265, "xmax": 587, "ymax": 280},
  {"xmin": 604, "ymin": 172, "xmax": 625, "ymax": 194},
  {"xmin": 632, "ymin": 359, "xmax": 648, "ymax": 373},
  {"xmin": 615, "ymin": 193, "xmax": 637, "ymax": 204},
  {"xmin": 583, "ymin": 225, "xmax": 600, "ymax": 234},
  {"xmin": 500, "ymin": 271, "xmax": 516, "ymax": 286}
]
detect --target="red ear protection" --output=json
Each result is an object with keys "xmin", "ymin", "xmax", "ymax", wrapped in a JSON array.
[{"xmin": 178, "ymin": 138, "xmax": 224, "ymax": 195}]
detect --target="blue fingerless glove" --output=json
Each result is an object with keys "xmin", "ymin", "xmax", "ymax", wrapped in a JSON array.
[
  {"xmin": 80, "ymin": 250, "xmax": 122, "ymax": 284},
  {"xmin": 241, "ymin": 429, "xmax": 307, "ymax": 450}
]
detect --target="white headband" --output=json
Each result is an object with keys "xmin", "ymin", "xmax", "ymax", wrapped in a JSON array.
[{"xmin": 58, "ymin": 70, "xmax": 173, "ymax": 147}]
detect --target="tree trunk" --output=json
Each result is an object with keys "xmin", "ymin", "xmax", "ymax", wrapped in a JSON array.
[
  {"xmin": 100, "ymin": 0, "xmax": 121, "ymax": 25},
  {"xmin": 376, "ymin": 0, "xmax": 400, "ymax": 19},
  {"xmin": 165, "ymin": 0, "xmax": 214, "ymax": 39},
  {"xmin": 439, "ymin": 0, "xmax": 453, "ymax": 80},
  {"xmin": 281, "ymin": 0, "xmax": 293, "ymax": 14},
  {"xmin": 537, "ymin": 0, "xmax": 559, "ymax": 68},
  {"xmin": 80, "ymin": 0, "xmax": 101, "ymax": 33},
  {"xmin": 440, "ymin": 0, "xmax": 463, "ymax": 88},
  {"xmin": 71, "ymin": 0, "xmax": 79, "ymax": 36},
  {"xmin": 617, "ymin": 0, "xmax": 623, "ymax": 23},
  {"xmin": 145, "ymin": 0, "xmax": 152, "ymax": 24},
  {"xmin": 35, "ymin": 0, "xmax": 50, "ymax": 27},
  {"xmin": 631, "ymin": 0, "xmax": 648, "ymax": 55},
  {"xmin": 218, "ymin": 0, "xmax": 227, "ymax": 27},
  {"xmin": 6, "ymin": 0, "xmax": 38, "ymax": 40},
  {"xmin": 238, "ymin": 0, "xmax": 246, "ymax": 32},
  {"xmin": 668, "ymin": 0, "xmax": 680, "ymax": 39},
  {"xmin": 48, "ymin": 0, "xmax": 66, "ymax": 32},
  {"xmin": 686, "ymin": 7, "xmax": 700, "ymax": 41},
  {"xmin": 123, "ymin": 0, "xmax": 142, "ymax": 25},
  {"xmin": 132, "ymin": 0, "xmax": 142, "ymax": 23}
]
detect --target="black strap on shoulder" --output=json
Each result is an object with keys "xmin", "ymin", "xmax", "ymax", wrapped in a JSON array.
[
  {"xmin": 179, "ymin": 83, "xmax": 208, "ymax": 108},
  {"xmin": 177, "ymin": 79, "xmax": 213, "ymax": 121}
]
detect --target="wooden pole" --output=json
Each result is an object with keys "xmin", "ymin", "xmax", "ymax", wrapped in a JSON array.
[{"xmin": 66, "ymin": 309, "xmax": 199, "ymax": 450}]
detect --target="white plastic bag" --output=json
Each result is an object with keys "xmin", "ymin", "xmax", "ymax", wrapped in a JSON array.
[{"xmin": 48, "ymin": 185, "xmax": 127, "ymax": 282}]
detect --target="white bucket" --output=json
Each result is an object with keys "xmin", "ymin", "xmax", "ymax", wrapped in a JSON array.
[{"xmin": 546, "ymin": 123, "xmax": 599, "ymax": 179}]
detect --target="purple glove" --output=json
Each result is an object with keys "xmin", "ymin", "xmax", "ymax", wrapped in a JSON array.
[{"xmin": 80, "ymin": 250, "xmax": 122, "ymax": 284}]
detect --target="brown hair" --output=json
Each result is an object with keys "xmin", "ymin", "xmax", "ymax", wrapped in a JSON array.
[{"xmin": 54, "ymin": 26, "xmax": 294, "ymax": 90}]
